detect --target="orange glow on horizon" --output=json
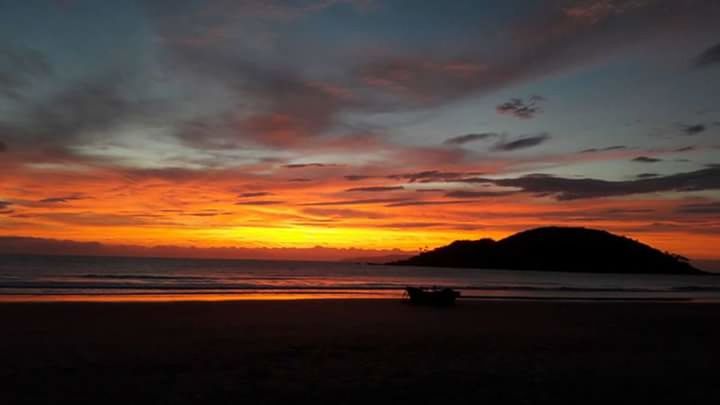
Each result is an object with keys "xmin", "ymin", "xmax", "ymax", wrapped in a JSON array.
[{"xmin": 1, "ymin": 163, "xmax": 719, "ymax": 261}]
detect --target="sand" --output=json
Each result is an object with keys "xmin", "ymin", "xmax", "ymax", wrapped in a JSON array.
[{"xmin": 1, "ymin": 300, "xmax": 719, "ymax": 404}]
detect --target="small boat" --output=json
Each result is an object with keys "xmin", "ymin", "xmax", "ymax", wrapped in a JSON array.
[{"xmin": 404, "ymin": 286, "xmax": 460, "ymax": 306}]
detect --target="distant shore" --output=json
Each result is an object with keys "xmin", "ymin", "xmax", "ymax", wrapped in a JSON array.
[{"xmin": 2, "ymin": 300, "xmax": 719, "ymax": 404}]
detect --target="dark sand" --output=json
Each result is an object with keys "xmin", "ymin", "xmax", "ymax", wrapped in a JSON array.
[{"xmin": 1, "ymin": 300, "xmax": 719, "ymax": 404}]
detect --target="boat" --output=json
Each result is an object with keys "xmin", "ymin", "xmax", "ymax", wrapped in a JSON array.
[{"xmin": 404, "ymin": 286, "xmax": 460, "ymax": 306}]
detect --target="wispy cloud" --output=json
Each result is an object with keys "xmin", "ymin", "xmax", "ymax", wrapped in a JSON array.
[
  {"xmin": 496, "ymin": 96, "xmax": 545, "ymax": 119},
  {"xmin": 239, "ymin": 192, "xmax": 273, "ymax": 198},
  {"xmin": 580, "ymin": 145, "xmax": 627, "ymax": 153},
  {"xmin": 632, "ymin": 156, "xmax": 662, "ymax": 163},
  {"xmin": 443, "ymin": 132, "xmax": 499, "ymax": 146},
  {"xmin": 695, "ymin": 42, "xmax": 720, "ymax": 67},
  {"xmin": 0, "ymin": 45, "xmax": 52, "ymax": 100},
  {"xmin": 492, "ymin": 133, "xmax": 551, "ymax": 151},
  {"xmin": 345, "ymin": 186, "xmax": 404, "ymax": 192},
  {"xmin": 683, "ymin": 124, "xmax": 706, "ymax": 135},
  {"xmin": 484, "ymin": 167, "xmax": 720, "ymax": 200}
]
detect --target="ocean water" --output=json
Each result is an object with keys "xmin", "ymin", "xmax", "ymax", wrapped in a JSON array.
[{"xmin": 1, "ymin": 254, "xmax": 720, "ymax": 302}]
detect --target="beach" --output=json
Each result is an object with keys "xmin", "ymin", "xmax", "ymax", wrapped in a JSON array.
[{"xmin": 2, "ymin": 299, "xmax": 719, "ymax": 404}]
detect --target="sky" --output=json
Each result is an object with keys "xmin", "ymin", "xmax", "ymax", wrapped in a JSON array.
[{"xmin": 1, "ymin": 0, "xmax": 719, "ymax": 262}]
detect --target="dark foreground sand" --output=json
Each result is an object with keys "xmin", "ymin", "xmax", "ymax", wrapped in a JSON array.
[{"xmin": 1, "ymin": 300, "xmax": 719, "ymax": 404}]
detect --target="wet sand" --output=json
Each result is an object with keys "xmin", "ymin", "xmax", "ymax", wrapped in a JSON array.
[{"xmin": 1, "ymin": 300, "xmax": 719, "ymax": 404}]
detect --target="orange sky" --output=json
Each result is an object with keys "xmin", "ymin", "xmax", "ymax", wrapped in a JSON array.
[{"xmin": 2, "ymin": 160, "xmax": 719, "ymax": 261}]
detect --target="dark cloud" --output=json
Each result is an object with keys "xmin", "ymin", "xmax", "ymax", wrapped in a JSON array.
[
  {"xmin": 0, "ymin": 45, "xmax": 52, "ymax": 100},
  {"xmin": 492, "ymin": 133, "xmax": 550, "ymax": 151},
  {"xmin": 181, "ymin": 211, "xmax": 232, "ymax": 217},
  {"xmin": 302, "ymin": 198, "xmax": 405, "ymax": 207},
  {"xmin": 632, "ymin": 156, "xmax": 662, "ymax": 163},
  {"xmin": 288, "ymin": 178, "xmax": 313, "ymax": 182},
  {"xmin": 0, "ymin": 201, "xmax": 12, "ymax": 210},
  {"xmin": 443, "ymin": 132, "xmax": 499, "ymax": 145},
  {"xmin": 284, "ymin": 163, "xmax": 337, "ymax": 169},
  {"xmin": 239, "ymin": 192, "xmax": 273, "ymax": 198},
  {"xmin": 234, "ymin": 200, "xmax": 285, "ymax": 205},
  {"xmin": 444, "ymin": 190, "xmax": 514, "ymax": 198},
  {"xmin": 303, "ymin": 208, "xmax": 385, "ymax": 219},
  {"xmin": 636, "ymin": 173, "xmax": 659, "ymax": 179},
  {"xmin": 0, "ymin": 74, "xmax": 162, "ymax": 158},
  {"xmin": 674, "ymin": 146, "xmax": 696, "ymax": 152},
  {"xmin": 345, "ymin": 186, "xmax": 404, "ymax": 192},
  {"xmin": 482, "ymin": 167, "xmax": 720, "ymax": 200},
  {"xmin": 159, "ymin": 33, "xmax": 366, "ymax": 149},
  {"xmin": 683, "ymin": 124, "xmax": 706, "ymax": 135},
  {"xmin": 386, "ymin": 170, "xmax": 485, "ymax": 183},
  {"xmin": 496, "ymin": 96, "xmax": 544, "ymax": 119},
  {"xmin": 344, "ymin": 175, "xmax": 374, "ymax": 181},
  {"xmin": 384, "ymin": 200, "xmax": 476, "ymax": 207},
  {"xmin": 38, "ymin": 194, "xmax": 86, "ymax": 204},
  {"xmin": 378, "ymin": 222, "xmax": 449, "ymax": 229},
  {"xmin": 0, "ymin": 140, "xmax": 6, "ymax": 152},
  {"xmin": 676, "ymin": 202, "xmax": 720, "ymax": 214},
  {"xmin": 695, "ymin": 42, "xmax": 720, "ymax": 67},
  {"xmin": 580, "ymin": 145, "xmax": 627, "ymax": 153}
]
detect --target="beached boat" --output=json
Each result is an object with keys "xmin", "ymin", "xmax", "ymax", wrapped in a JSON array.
[{"xmin": 404, "ymin": 286, "xmax": 460, "ymax": 306}]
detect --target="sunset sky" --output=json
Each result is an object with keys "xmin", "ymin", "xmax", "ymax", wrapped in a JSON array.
[{"xmin": 1, "ymin": 0, "xmax": 719, "ymax": 261}]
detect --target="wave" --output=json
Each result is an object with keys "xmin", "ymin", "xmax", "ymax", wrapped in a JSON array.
[{"xmin": 3, "ymin": 282, "xmax": 720, "ymax": 293}]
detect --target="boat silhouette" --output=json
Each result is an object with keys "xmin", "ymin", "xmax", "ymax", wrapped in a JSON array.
[{"xmin": 404, "ymin": 286, "xmax": 460, "ymax": 306}]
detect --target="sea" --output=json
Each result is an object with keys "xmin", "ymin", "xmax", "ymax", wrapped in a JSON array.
[{"xmin": 1, "ymin": 254, "xmax": 720, "ymax": 302}]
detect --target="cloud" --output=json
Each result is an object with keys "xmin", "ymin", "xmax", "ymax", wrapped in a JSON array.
[
  {"xmin": 234, "ymin": 200, "xmax": 285, "ymax": 205},
  {"xmin": 483, "ymin": 167, "xmax": 720, "ymax": 200},
  {"xmin": 632, "ymin": 156, "xmax": 662, "ymax": 163},
  {"xmin": 384, "ymin": 200, "xmax": 477, "ymax": 207},
  {"xmin": 355, "ymin": 1, "xmax": 719, "ymax": 113},
  {"xmin": 636, "ymin": 173, "xmax": 659, "ymax": 178},
  {"xmin": 0, "ymin": 73, "xmax": 163, "ymax": 161},
  {"xmin": 683, "ymin": 124, "xmax": 706, "ymax": 135},
  {"xmin": 492, "ymin": 133, "xmax": 550, "ymax": 151},
  {"xmin": 342, "ymin": 170, "xmax": 492, "ymax": 185},
  {"xmin": 37, "ymin": 194, "xmax": 87, "ymax": 204},
  {"xmin": 386, "ymin": 170, "xmax": 485, "ymax": 183},
  {"xmin": 444, "ymin": 190, "xmax": 514, "ymax": 198},
  {"xmin": 562, "ymin": 0, "xmax": 651, "ymax": 24},
  {"xmin": 0, "ymin": 140, "xmax": 6, "ymax": 152},
  {"xmin": 580, "ymin": 145, "xmax": 627, "ymax": 153},
  {"xmin": 157, "ymin": 0, "xmax": 720, "ymax": 158},
  {"xmin": 415, "ymin": 188, "xmax": 445, "ymax": 193},
  {"xmin": 695, "ymin": 42, "xmax": 720, "ymax": 67},
  {"xmin": 239, "ymin": 192, "xmax": 273, "ymax": 198},
  {"xmin": 284, "ymin": 163, "xmax": 338, "ymax": 169},
  {"xmin": 676, "ymin": 201, "xmax": 720, "ymax": 214},
  {"xmin": 495, "ymin": 96, "xmax": 545, "ymax": 119},
  {"xmin": 0, "ymin": 45, "xmax": 52, "ymax": 100},
  {"xmin": 303, "ymin": 207, "xmax": 385, "ymax": 219},
  {"xmin": 345, "ymin": 186, "xmax": 404, "ymax": 192},
  {"xmin": 443, "ymin": 132, "xmax": 499, "ymax": 145},
  {"xmin": 301, "ymin": 198, "xmax": 405, "ymax": 206},
  {"xmin": 344, "ymin": 175, "xmax": 374, "ymax": 181},
  {"xmin": 0, "ymin": 201, "xmax": 12, "ymax": 210},
  {"xmin": 674, "ymin": 146, "xmax": 696, "ymax": 152}
]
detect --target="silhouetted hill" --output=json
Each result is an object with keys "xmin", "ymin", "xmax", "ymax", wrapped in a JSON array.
[{"xmin": 392, "ymin": 227, "xmax": 704, "ymax": 275}]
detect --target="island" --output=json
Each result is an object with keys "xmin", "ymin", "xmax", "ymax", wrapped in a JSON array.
[{"xmin": 391, "ymin": 226, "xmax": 704, "ymax": 275}]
